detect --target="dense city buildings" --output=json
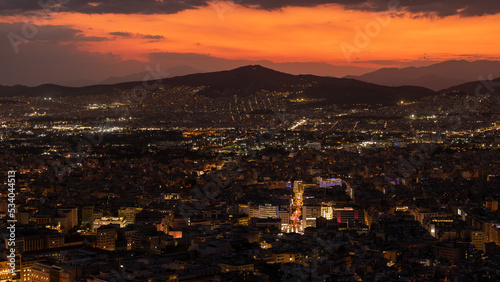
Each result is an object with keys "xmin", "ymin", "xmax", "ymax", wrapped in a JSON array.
[
  {"xmin": 3, "ymin": 0, "xmax": 500, "ymax": 278},
  {"xmin": 1, "ymin": 77, "xmax": 499, "ymax": 280},
  {"xmin": 0, "ymin": 56, "xmax": 498, "ymax": 281}
]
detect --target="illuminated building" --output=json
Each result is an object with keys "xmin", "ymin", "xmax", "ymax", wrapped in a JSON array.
[
  {"xmin": 250, "ymin": 204, "xmax": 279, "ymax": 219},
  {"xmin": 96, "ymin": 225, "xmax": 117, "ymax": 251},
  {"xmin": 314, "ymin": 177, "xmax": 342, "ymax": 188},
  {"xmin": 302, "ymin": 205, "xmax": 321, "ymax": 228},
  {"xmin": 93, "ymin": 217, "xmax": 127, "ymax": 229},
  {"xmin": 0, "ymin": 261, "xmax": 13, "ymax": 281},
  {"xmin": 471, "ymin": 230, "xmax": 485, "ymax": 250},
  {"xmin": 118, "ymin": 207, "xmax": 144, "ymax": 225}
]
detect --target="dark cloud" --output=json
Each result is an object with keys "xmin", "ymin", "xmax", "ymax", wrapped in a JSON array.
[
  {"xmin": 109, "ymin": 31, "xmax": 164, "ymax": 40},
  {"xmin": 238, "ymin": 0, "xmax": 363, "ymax": 10},
  {"xmin": 239, "ymin": 0, "xmax": 500, "ymax": 17},
  {"xmin": 2, "ymin": 22, "xmax": 107, "ymax": 42},
  {"xmin": 0, "ymin": 0, "xmax": 209, "ymax": 15},
  {"xmin": 1, "ymin": 0, "xmax": 499, "ymax": 17},
  {"xmin": 348, "ymin": 0, "xmax": 500, "ymax": 17},
  {"xmin": 109, "ymin": 31, "xmax": 134, "ymax": 37},
  {"xmin": 139, "ymin": 34, "xmax": 164, "ymax": 40},
  {"xmin": 0, "ymin": 22, "xmax": 140, "ymax": 86}
]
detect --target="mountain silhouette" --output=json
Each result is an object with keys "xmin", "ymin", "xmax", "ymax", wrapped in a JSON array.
[
  {"xmin": 346, "ymin": 60, "xmax": 500, "ymax": 91},
  {"xmin": 0, "ymin": 65, "xmax": 436, "ymax": 105}
]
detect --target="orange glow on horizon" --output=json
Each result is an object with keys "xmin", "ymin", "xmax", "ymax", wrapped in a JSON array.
[{"xmin": 1, "ymin": 2, "xmax": 499, "ymax": 68}]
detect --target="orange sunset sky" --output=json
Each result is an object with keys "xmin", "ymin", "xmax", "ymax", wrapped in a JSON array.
[{"xmin": 1, "ymin": 0, "xmax": 500, "ymax": 85}]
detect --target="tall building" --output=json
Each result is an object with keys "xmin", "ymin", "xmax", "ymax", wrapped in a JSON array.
[
  {"xmin": 302, "ymin": 205, "xmax": 321, "ymax": 228},
  {"xmin": 279, "ymin": 207, "xmax": 290, "ymax": 226},
  {"xmin": 471, "ymin": 230, "xmax": 485, "ymax": 250},
  {"xmin": 79, "ymin": 206, "xmax": 94, "ymax": 226},
  {"xmin": 92, "ymin": 210, "xmax": 103, "ymax": 224},
  {"xmin": 250, "ymin": 204, "xmax": 279, "ymax": 219},
  {"xmin": 57, "ymin": 207, "xmax": 78, "ymax": 229},
  {"xmin": 96, "ymin": 225, "xmax": 118, "ymax": 251}
]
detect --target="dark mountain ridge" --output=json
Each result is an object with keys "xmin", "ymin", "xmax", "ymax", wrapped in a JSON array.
[
  {"xmin": 0, "ymin": 65, "xmax": 436, "ymax": 105},
  {"xmin": 438, "ymin": 77, "xmax": 500, "ymax": 95},
  {"xmin": 346, "ymin": 60, "xmax": 500, "ymax": 91}
]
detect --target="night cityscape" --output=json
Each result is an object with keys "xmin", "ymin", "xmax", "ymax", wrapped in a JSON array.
[{"xmin": 1, "ymin": 1, "xmax": 500, "ymax": 281}]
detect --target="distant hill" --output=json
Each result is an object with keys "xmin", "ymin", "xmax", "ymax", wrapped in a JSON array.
[
  {"xmin": 161, "ymin": 65, "xmax": 435, "ymax": 104},
  {"xmin": 346, "ymin": 60, "xmax": 500, "ymax": 91},
  {"xmin": 438, "ymin": 77, "xmax": 500, "ymax": 95},
  {"xmin": 0, "ymin": 65, "xmax": 436, "ymax": 105},
  {"xmin": 99, "ymin": 65, "xmax": 203, "ymax": 85}
]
